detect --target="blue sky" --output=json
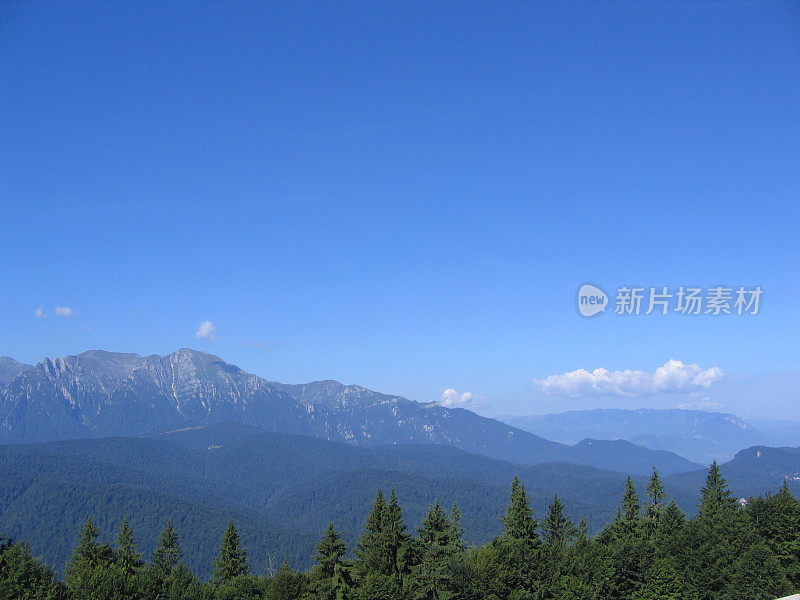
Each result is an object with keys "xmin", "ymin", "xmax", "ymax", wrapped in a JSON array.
[{"xmin": 1, "ymin": 1, "xmax": 798, "ymax": 419}]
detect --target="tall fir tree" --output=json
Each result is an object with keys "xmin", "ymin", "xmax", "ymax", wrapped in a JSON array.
[
  {"xmin": 685, "ymin": 462, "xmax": 757, "ymax": 600},
  {"xmin": 622, "ymin": 476, "xmax": 642, "ymax": 524},
  {"xmin": 152, "ymin": 520, "xmax": 182, "ymax": 578},
  {"xmin": 500, "ymin": 476, "xmax": 538, "ymax": 542},
  {"xmin": 115, "ymin": 517, "xmax": 142, "ymax": 578},
  {"xmin": 542, "ymin": 495, "xmax": 575, "ymax": 549},
  {"xmin": 64, "ymin": 517, "xmax": 101, "ymax": 594},
  {"xmin": 494, "ymin": 477, "xmax": 543, "ymax": 599},
  {"xmin": 309, "ymin": 523, "xmax": 352, "ymax": 600},
  {"xmin": 354, "ymin": 489, "xmax": 386, "ymax": 577},
  {"xmin": 211, "ymin": 521, "xmax": 250, "ymax": 586},
  {"xmin": 698, "ymin": 460, "xmax": 736, "ymax": 518},
  {"xmin": 410, "ymin": 500, "xmax": 466, "ymax": 600},
  {"xmin": 381, "ymin": 488, "xmax": 412, "ymax": 588}
]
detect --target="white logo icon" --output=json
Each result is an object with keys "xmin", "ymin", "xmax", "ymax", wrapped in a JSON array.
[{"xmin": 578, "ymin": 284, "xmax": 608, "ymax": 317}]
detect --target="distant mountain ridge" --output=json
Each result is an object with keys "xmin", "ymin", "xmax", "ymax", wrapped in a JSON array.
[
  {"xmin": 0, "ymin": 356, "xmax": 32, "ymax": 386},
  {"xmin": 0, "ymin": 348, "xmax": 699, "ymax": 475},
  {"xmin": 499, "ymin": 408, "xmax": 772, "ymax": 463}
]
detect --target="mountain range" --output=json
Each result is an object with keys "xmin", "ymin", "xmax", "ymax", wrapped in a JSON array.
[
  {"xmin": 500, "ymin": 408, "xmax": 797, "ymax": 463},
  {"xmin": 1, "ymin": 348, "xmax": 798, "ymax": 577},
  {"xmin": 0, "ymin": 348, "xmax": 699, "ymax": 475}
]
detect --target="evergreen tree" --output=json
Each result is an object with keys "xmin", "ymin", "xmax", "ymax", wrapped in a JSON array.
[
  {"xmin": 447, "ymin": 504, "xmax": 464, "ymax": 551},
  {"xmin": 380, "ymin": 488, "xmax": 412, "ymax": 588},
  {"xmin": 167, "ymin": 562, "xmax": 211, "ymax": 600},
  {"xmin": 542, "ymin": 495, "xmax": 575, "ymax": 549},
  {"xmin": 64, "ymin": 517, "xmax": 102, "ymax": 595},
  {"xmin": 652, "ymin": 500, "xmax": 686, "ymax": 560},
  {"xmin": 632, "ymin": 558, "xmax": 698, "ymax": 600},
  {"xmin": 0, "ymin": 537, "xmax": 64, "ymax": 600},
  {"xmin": 685, "ymin": 463, "xmax": 758, "ymax": 600},
  {"xmin": 353, "ymin": 490, "xmax": 405, "ymax": 599},
  {"xmin": 622, "ymin": 476, "xmax": 642, "ymax": 524},
  {"xmin": 605, "ymin": 478, "xmax": 651, "ymax": 599},
  {"xmin": 354, "ymin": 489, "xmax": 385, "ymax": 577},
  {"xmin": 540, "ymin": 495, "xmax": 576, "ymax": 598},
  {"xmin": 115, "ymin": 517, "xmax": 142, "ymax": 578},
  {"xmin": 211, "ymin": 521, "xmax": 249, "ymax": 586},
  {"xmin": 698, "ymin": 460, "xmax": 736, "ymax": 518},
  {"xmin": 309, "ymin": 524, "xmax": 352, "ymax": 600},
  {"xmin": 747, "ymin": 480, "xmax": 800, "ymax": 587},
  {"xmin": 265, "ymin": 560, "xmax": 308, "ymax": 600},
  {"xmin": 721, "ymin": 542, "xmax": 793, "ymax": 600},
  {"xmin": 493, "ymin": 477, "xmax": 542, "ymax": 599},
  {"xmin": 411, "ymin": 500, "xmax": 463, "ymax": 600},
  {"xmin": 152, "ymin": 520, "xmax": 182, "ymax": 578},
  {"xmin": 500, "ymin": 477, "xmax": 538, "ymax": 542}
]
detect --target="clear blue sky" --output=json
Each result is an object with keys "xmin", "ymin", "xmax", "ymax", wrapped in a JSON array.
[{"xmin": 1, "ymin": 1, "xmax": 798, "ymax": 418}]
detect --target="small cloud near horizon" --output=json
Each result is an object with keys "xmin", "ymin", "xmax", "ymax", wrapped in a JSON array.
[
  {"xmin": 534, "ymin": 359, "xmax": 723, "ymax": 398},
  {"xmin": 35, "ymin": 305, "xmax": 47, "ymax": 318},
  {"xmin": 55, "ymin": 306, "xmax": 77, "ymax": 318},
  {"xmin": 440, "ymin": 388, "xmax": 489, "ymax": 411},
  {"xmin": 195, "ymin": 320, "xmax": 218, "ymax": 341}
]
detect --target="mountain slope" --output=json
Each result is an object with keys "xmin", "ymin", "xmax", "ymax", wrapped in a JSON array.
[
  {"xmin": 500, "ymin": 408, "xmax": 766, "ymax": 463},
  {"xmin": 0, "ymin": 349, "xmax": 698, "ymax": 475},
  {"xmin": 0, "ymin": 356, "xmax": 32, "ymax": 386}
]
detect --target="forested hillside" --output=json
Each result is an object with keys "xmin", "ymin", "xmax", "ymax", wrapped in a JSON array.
[
  {"xmin": 0, "ymin": 423, "xmax": 656, "ymax": 576},
  {"xmin": 2, "ymin": 463, "xmax": 798, "ymax": 600}
]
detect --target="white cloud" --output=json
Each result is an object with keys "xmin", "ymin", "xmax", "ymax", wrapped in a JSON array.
[
  {"xmin": 195, "ymin": 320, "xmax": 218, "ymax": 341},
  {"xmin": 534, "ymin": 359, "xmax": 724, "ymax": 398},
  {"xmin": 35, "ymin": 305, "xmax": 47, "ymax": 318},
  {"xmin": 55, "ymin": 306, "xmax": 77, "ymax": 318},
  {"xmin": 440, "ymin": 388, "xmax": 474, "ymax": 407}
]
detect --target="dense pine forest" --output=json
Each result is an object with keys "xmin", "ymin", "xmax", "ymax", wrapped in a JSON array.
[{"xmin": 2, "ymin": 462, "xmax": 798, "ymax": 600}]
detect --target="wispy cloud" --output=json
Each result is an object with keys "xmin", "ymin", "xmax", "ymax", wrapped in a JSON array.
[
  {"xmin": 534, "ymin": 359, "xmax": 724, "ymax": 398},
  {"xmin": 195, "ymin": 320, "xmax": 218, "ymax": 341},
  {"xmin": 35, "ymin": 305, "xmax": 47, "ymax": 318},
  {"xmin": 55, "ymin": 306, "xmax": 77, "ymax": 318}
]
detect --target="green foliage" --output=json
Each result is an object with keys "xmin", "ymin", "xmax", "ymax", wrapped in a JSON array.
[
  {"xmin": 211, "ymin": 522, "xmax": 249, "ymax": 586},
  {"xmin": 3, "ymin": 464, "xmax": 800, "ymax": 600},
  {"xmin": 747, "ymin": 479, "xmax": 800, "ymax": 587},
  {"xmin": 0, "ymin": 537, "xmax": 64, "ymax": 600},
  {"xmin": 115, "ymin": 517, "xmax": 143, "ymax": 577},
  {"xmin": 633, "ymin": 558, "xmax": 697, "ymax": 600},
  {"xmin": 265, "ymin": 560, "xmax": 307, "ymax": 600},
  {"xmin": 408, "ymin": 500, "xmax": 464, "ymax": 600},
  {"xmin": 499, "ymin": 477, "xmax": 538, "ymax": 542},
  {"xmin": 309, "ymin": 524, "xmax": 352, "ymax": 600},
  {"xmin": 152, "ymin": 520, "xmax": 182, "ymax": 578},
  {"xmin": 721, "ymin": 542, "xmax": 793, "ymax": 600}
]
